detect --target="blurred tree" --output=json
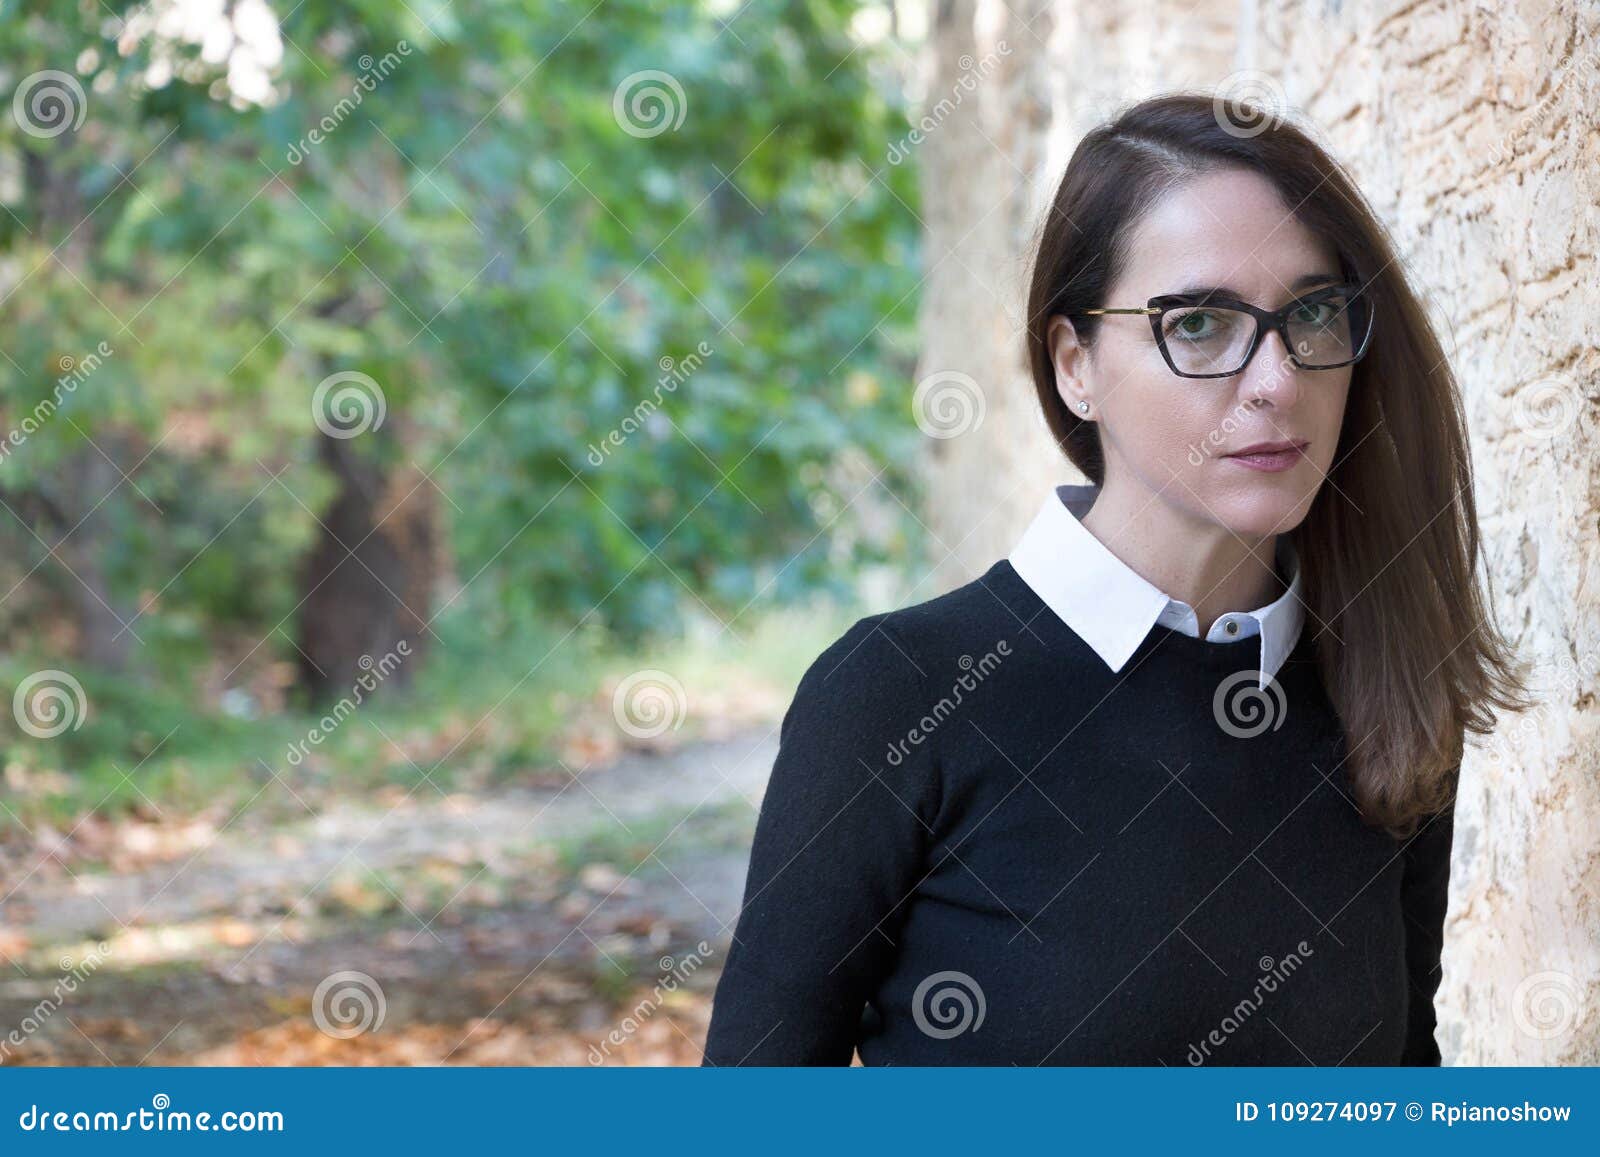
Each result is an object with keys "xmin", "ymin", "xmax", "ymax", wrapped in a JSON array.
[{"xmin": 0, "ymin": 0, "xmax": 921, "ymax": 709}]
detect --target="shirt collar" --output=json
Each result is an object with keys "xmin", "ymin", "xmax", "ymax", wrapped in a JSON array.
[{"xmin": 1007, "ymin": 483, "xmax": 1305, "ymax": 687}]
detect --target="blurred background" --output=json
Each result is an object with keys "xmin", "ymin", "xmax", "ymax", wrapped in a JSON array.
[{"xmin": 0, "ymin": 0, "xmax": 1595, "ymax": 1065}]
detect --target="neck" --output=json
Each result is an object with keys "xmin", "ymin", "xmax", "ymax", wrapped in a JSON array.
[{"xmin": 1079, "ymin": 477, "xmax": 1283, "ymax": 633}]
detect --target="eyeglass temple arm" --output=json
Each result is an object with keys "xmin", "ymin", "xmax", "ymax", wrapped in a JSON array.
[{"xmin": 1082, "ymin": 307, "xmax": 1161, "ymax": 315}]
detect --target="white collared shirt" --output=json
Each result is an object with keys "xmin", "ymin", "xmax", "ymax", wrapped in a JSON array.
[{"xmin": 1007, "ymin": 483, "xmax": 1305, "ymax": 688}]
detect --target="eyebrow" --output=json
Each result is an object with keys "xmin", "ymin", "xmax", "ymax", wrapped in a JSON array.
[{"xmin": 1172, "ymin": 272, "xmax": 1344, "ymax": 300}]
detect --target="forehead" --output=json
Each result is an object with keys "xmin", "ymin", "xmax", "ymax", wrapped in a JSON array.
[{"xmin": 1116, "ymin": 168, "xmax": 1339, "ymax": 301}]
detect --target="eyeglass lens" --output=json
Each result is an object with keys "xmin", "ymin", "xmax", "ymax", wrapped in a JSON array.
[{"xmin": 1160, "ymin": 289, "xmax": 1369, "ymax": 375}]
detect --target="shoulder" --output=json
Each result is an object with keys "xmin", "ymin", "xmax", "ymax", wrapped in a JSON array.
[
  {"xmin": 772, "ymin": 609, "xmax": 946, "ymax": 825},
  {"xmin": 870, "ymin": 559, "xmax": 1033, "ymax": 670},
  {"xmin": 793, "ymin": 609, "xmax": 927, "ymax": 717},
  {"xmin": 1403, "ymin": 796, "xmax": 1457, "ymax": 869},
  {"xmin": 789, "ymin": 560, "xmax": 1033, "ymax": 730}
]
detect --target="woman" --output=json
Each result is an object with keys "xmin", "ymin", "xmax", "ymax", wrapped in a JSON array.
[{"xmin": 700, "ymin": 92, "xmax": 1530, "ymax": 1066}]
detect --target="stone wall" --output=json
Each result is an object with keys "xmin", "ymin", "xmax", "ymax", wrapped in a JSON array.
[{"xmin": 913, "ymin": 0, "xmax": 1599, "ymax": 1062}]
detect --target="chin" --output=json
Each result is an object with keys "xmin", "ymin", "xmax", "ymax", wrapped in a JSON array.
[{"xmin": 1205, "ymin": 485, "xmax": 1316, "ymax": 539}]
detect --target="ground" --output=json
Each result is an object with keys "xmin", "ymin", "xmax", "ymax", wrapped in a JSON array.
[{"xmin": 0, "ymin": 724, "xmax": 780, "ymax": 1067}]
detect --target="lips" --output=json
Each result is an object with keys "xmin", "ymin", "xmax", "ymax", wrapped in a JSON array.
[
  {"xmin": 1223, "ymin": 440, "xmax": 1307, "ymax": 473},
  {"xmin": 1225, "ymin": 439, "xmax": 1308, "ymax": 457}
]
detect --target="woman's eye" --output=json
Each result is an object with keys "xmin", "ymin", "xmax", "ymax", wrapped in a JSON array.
[
  {"xmin": 1165, "ymin": 309, "xmax": 1226, "ymax": 340},
  {"xmin": 1292, "ymin": 300, "xmax": 1338, "ymax": 325}
]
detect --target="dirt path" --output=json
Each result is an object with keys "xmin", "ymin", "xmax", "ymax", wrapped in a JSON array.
[{"xmin": 0, "ymin": 727, "xmax": 778, "ymax": 1065}]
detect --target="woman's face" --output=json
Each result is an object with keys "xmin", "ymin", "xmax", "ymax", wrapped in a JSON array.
[{"xmin": 1053, "ymin": 168, "xmax": 1354, "ymax": 539}]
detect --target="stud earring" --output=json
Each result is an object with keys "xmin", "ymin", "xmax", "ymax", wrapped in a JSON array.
[{"xmin": 1077, "ymin": 401, "xmax": 1089, "ymax": 414}]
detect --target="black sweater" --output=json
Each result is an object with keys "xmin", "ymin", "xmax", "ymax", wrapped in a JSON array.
[{"xmin": 701, "ymin": 558, "xmax": 1456, "ymax": 1066}]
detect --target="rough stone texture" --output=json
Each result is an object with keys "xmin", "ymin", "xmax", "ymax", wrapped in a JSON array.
[
  {"xmin": 912, "ymin": 0, "xmax": 1599, "ymax": 1062},
  {"xmin": 913, "ymin": 0, "xmax": 1056, "ymax": 600}
]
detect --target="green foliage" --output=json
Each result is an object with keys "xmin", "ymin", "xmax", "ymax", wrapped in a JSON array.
[{"xmin": 0, "ymin": 0, "xmax": 923, "ymax": 752}]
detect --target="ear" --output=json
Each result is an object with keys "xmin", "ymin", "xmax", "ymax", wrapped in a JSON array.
[{"xmin": 1046, "ymin": 314, "xmax": 1093, "ymax": 419}]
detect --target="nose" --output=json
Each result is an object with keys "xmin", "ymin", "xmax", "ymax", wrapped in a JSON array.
[{"xmin": 1239, "ymin": 326, "xmax": 1302, "ymax": 408}]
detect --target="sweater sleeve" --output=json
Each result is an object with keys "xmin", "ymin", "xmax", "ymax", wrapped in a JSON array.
[
  {"xmin": 700, "ymin": 614, "xmax": 940, "ymax": 1066},
  {"xmin": 1398, "ymin": 796, "xmax": 1457, "ymax": 1065}
]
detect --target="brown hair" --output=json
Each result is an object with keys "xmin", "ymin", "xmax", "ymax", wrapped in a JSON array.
[{"xmin": 1024, "ymin": 91, "xmax": 1533, "ymax": 837}]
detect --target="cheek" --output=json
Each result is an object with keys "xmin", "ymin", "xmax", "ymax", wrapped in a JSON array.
[
  {"xmin": 1308, "ymin": 376, "xmax": 1353, "ymax": 470},
  {"xmin": 1099, "ymin": 357, "xmax": 1220, "ymax": 470}
]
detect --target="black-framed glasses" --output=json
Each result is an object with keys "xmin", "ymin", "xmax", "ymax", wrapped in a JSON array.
[{"xmin": 1082, "ymin": 282, "xmax": 1374, "ymax": 379}]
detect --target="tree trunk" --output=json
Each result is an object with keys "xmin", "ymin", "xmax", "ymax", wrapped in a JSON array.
[
  {"xmin": 915, "ymin": 0, "xmax": 1599, "ymax": 1063},
  {"xmin": 56, "ymin": 446, "xmax": 134, "ymax": 672},
  {"xmin": 294, "ymin": 429, "xmax": 437, "ymax": 707}
]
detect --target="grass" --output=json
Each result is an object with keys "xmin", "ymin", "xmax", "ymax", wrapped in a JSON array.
[
  {"xmin": 548, "ymin": 796, "xmax": 754, "ymax": 879},
  {"xmin": 0, "ymin": 595, "xmax": 863, "ymax": 841}
]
